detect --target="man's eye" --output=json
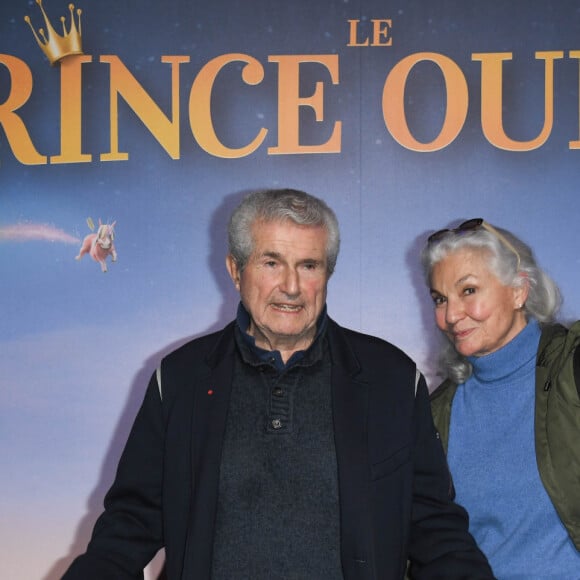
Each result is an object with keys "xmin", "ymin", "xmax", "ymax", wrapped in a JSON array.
[
  {"xmin": 464, "ymin": 287, "xmax": 476, "ymax": 295},
  {"xmin": 432, "ymin": 295, "xmax": 446, "ymax": 306}
]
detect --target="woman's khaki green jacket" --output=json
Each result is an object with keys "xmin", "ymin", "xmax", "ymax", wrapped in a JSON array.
[{"xmin": 430, "ymin": 322, "xmax": 580, "ymax": 551}]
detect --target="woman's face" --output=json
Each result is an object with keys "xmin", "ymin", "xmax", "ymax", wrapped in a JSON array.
[{"xmin": 429, "ymin": 248, "xmax": 529, "ymax": 357}]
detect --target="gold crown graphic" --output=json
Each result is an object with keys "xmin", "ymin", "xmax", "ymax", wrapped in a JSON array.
[{"xmin": 24, "ymin": 0, "xmax": 83, "ymax": 65}]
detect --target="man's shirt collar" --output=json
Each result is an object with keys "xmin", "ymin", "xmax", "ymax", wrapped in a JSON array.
[{"xmin": 235, "ymin": 302, "xmax": 328, "ymax": 372}]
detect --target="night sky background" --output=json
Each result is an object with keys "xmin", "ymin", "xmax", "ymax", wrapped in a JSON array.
[{"xmin": 2, "ymin": 1, "xmax": 580, "ymax": 578}]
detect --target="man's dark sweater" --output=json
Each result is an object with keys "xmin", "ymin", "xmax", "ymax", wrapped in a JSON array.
[{"xmin": 210, "ymin": 310, "xmax": 343, "ymax": 579}]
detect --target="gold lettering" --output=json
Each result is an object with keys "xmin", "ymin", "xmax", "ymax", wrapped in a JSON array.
[
  {"xmin": 189, "ymin": 53, "xmax": 267, "ymax": 158},
  {"xmin": 100, "ymin": 55, "xmax": 189, "ymax": 161},
  {"xmin": 268, "ymin": 55, "xmax": 341, "ymax": 154},
  {"xmin": 473, "ymin": 51, "xmax": 563, "ymax": 151},
  {"xmin": 0, "ymin": 54, "xmax": 46, "ymax": 165},
  {"xmin": 51, "ymin": 55, "xmax": 92, "ymax": 164},
  {"xmin": 382, "ymin": 52, "xmax": 468, "ymax": 151},
  {"xmin": 372, "ymin": 19, "xmax": 392, "ymax": 47},
  {"xmin": 347, "ymin": 20, "xmax": 370, "ymax": 47},
  {"xmin": 568, "ymin": 50, "xmax": 580, "ymax": 150}
]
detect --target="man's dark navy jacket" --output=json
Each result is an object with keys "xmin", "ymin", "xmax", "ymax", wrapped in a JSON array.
[{"xmin": 63, "ymin": 318, "xmax": 494, "ymax": 579}]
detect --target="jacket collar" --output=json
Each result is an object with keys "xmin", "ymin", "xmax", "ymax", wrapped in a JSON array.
[
  {"xmin": 326, "ymin": 318, "xmax": 362, "ymax": 378},
  {"xmin": 326, "ymin": 319, "xmax": 373, "ymax": 567},
  {"xmin": 205, "ymin": 321, "xmax": 237, "ymax": 369}
]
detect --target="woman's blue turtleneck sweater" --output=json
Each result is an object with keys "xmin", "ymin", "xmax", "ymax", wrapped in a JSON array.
[{"xmin": 447, "ymin": 320, "xmax": 580, "ymax": 579}]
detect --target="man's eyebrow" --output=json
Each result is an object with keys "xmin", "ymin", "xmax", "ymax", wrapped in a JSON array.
[
  {"xmin": 257, "ymin": 252, "xmax": 324, "ymax": 264},
  {"xmin": 299, "ymin": 258, "xmax": 324, "ymax": 265},
  {"xmin": 260, "ymin": 251, "xmax": 282, "ymax": 259}
]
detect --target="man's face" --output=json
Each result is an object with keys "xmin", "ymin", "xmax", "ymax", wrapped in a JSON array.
[{"xmin": 226, "ymin": 219, "xmax": 330, "ymax": 358}]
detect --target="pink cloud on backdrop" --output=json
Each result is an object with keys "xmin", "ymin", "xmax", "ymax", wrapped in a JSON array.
[{"xmin": 0, "ymin": 223, "xmax": 80, "ymax": 244}]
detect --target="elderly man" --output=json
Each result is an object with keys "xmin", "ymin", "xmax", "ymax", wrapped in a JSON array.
[{"xmin": 63, "ymin": 189, "xmax": 494, "ymax": 579}]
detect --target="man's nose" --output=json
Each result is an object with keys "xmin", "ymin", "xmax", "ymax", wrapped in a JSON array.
[{"xmin": 280, "ymin": 268, "xmax": 300, "ymax": 297}]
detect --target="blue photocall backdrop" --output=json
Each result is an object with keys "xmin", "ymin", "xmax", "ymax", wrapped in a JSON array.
[{"xmin": 1, "ymin": 1, "xmax": 579, "ymax": 577}]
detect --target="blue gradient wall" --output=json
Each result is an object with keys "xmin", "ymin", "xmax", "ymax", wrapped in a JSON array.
[{"xmin": 2, "ymin": 1, "xmax": 579, "ymax": 578}]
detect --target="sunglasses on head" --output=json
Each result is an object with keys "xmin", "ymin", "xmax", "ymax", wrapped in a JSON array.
[{"xmin": 428, "ymin": 218, "xmax": 521, "ymax": 271}]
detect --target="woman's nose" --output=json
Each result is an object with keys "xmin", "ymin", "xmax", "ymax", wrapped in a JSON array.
[{"xmin": 445, "ymin": 298, "xmax": 463, "ymax": 325}]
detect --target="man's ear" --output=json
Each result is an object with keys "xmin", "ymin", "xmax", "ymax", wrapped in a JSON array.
[{"xmin": 226, "ymin": 254, "xmax": 241, "ymax": 290}]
